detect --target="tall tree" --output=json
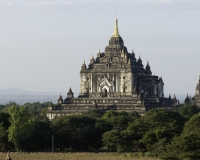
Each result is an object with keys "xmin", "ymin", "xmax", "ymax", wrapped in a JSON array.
[
  {"xmin": 8, "ymin": 106, "xmax": 36, "ymax": 151},
  {"xmin": 0, "ymin": 112, "xmax": 11, "ymax": 151}
]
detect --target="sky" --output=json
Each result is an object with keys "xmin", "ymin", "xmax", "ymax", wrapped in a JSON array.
[{"xmin": 0, "ymin": 0, "xmax": 200, "ymax": 98}]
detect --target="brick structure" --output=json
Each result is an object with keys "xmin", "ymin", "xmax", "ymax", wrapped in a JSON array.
[{"xmin": 47, "ymin": 19, "xmax": 179, "ymax": 120}]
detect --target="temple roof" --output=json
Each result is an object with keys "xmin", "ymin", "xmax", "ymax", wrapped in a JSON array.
[
  {"xmin": 68, "ymin": 87, "xmax": 74, "ymax": 94},
  {"xmin": 57, "ymin": 94, "xmax": 63, "ymax": 101}
]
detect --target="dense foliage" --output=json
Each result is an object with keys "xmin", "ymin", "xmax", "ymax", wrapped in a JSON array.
[{"xmin": 0, "ymin": 102, "xmax": 200, "ymax": 159}]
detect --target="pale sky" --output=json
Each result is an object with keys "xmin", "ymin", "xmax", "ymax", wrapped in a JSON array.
[{"xmin": 0, "ymin": 0, "xmax": 200, "ymax": 97}]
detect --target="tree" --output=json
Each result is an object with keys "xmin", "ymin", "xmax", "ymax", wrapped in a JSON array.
[
  {"xmin": 102, "ymin": 130, "xmax": 121, "ymax": 151},
  {"xmin": 0, "ymin": 112, "xmax": 11, "ymax": 151},
  {"xmin": 179, "ymin": 104, "xmax": 200, "ymax": 119},
  {"xmin": 141, "ymin": 131, "xmax": 157, "ymax": 151},
  {"xmin": 8, "ymin": 106, "xmax": 36, "ymax": 151},
  {"xmin": 0, "ymin": 123, "xmax": 8, "ymax": 151},
  {"xmin": 158, "ymin": 112, "xmax": 200, "ymax": 159},
  {"xmin": 126, "ymin": 109, "xmax": 186, "ymax": 152},
  {"xmin": 141, "ymin": 128, "xmax": 171, "ymax": 151},
  {"xmin": 31, "ymin": 121, "xmax": 51, "ymax": 151},
  {"xmin": 119, "ymin": 130, "xmax": 139, "ymax": 152},
  {"xmin": 110, "ymin": 116, "xmax": 130, "ymax": 131},
  {"xmin": 102, "ymin": 110, "xmax": 118, "ymax": 118},
  {"xmin": 128, "ymin": 111, "xmax": 141, "ymax": 120},
  {"xmin": 51, "ymin": 115, "xmax": 101, "ymax": 151},
  {"xmin": 0, "ymin": 104, "xmax": 5, "ymax": 111},
  {"xmin": 81, "ymin": 110, "xmax": 102, "ymax": 118},
  {"xmin": 2, "ymin": 101, "xmax": 19, "ymax": 113},
  {"xmin": 102, "ymin": 129, "xmax": 139, "ymax": 152},
  {"xmin": 23, "ymin": 102, "xmax": 49, "ymax": 120},
  {"xmin": 95, "ymin": 118, "xmax": 113, "ymax": 133},
  {"xmin": 182, "ymin": 112, "xmax": 200, "ymax": 135},
  {"xmin": 102, "ymin": 110, "xmax": 133, "ymax": 131},
  {"xmin": 162, "ymin": 133, "xmax": 200, "ymax": 159},
  {"xmin": 129, "ymin": 109, "xmax": 186, "ymax": 136}
]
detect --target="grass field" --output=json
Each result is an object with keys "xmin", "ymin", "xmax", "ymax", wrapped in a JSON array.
[{"xmin": 0, "ymin": 152, "xmax": 160, "ymax": 160}]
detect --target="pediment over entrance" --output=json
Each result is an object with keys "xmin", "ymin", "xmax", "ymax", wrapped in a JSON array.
[
  {"xmin": 98, "ymin": 74, "xmax": 113, "ymax": 96},
  {"xmin": 98, "ymin": 74, "xmax": 113, "ymax": 87}
]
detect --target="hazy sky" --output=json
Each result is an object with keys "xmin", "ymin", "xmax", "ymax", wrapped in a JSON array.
[{"xmin": 0, "ymin": 0, "xmax": 200, "ymax": 97}]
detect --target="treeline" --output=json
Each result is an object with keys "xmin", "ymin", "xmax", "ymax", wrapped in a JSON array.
[{"xmin": 0, "ymin": 102, "xmax": 200, "ymax": 159}]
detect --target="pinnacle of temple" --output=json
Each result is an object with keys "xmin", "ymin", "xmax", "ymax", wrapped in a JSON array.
[
  {"xmin": 198, "ymin": 75, "xmax": 200, "ymax": 83},
  {"xmin": 108, "ymin": 18, "xmax": 124, "ymax": 47},
  {"xmin": 173, "ymin": 94, "xmax": 177, "ymax": 100},
  {"xmin": 169, "ymin": 94, "xmax": 171, "ymax": 99},
  {"xmin": 97, "ymin": 49, "xmax": 101, "ymax": 57},
  {"xmin": 67, "ymin": 87, "xmax": 74, "ymax": 98},
  {"xmin": 184, "ymin": 93, "xmax": 191, "ymax": 104},
  {"xmin": 58, "ymin": 94, "xmax": 63, "ymax": 101},
  {"xmin": 81, "ymin": 60, "xmax": 86, "ymax": 70},
  {"xmin": 57, "ymin": 94, "xmax": 63, "ymax": 104},
  {"xmin": 195, "ymin": 75, "xmax": 200, "ymax": 95},
  {"xmin": 112, "ymin": 18, "xmax": 120, "ymax": 37},
  {"xmin": 132, "ymin": 49, "xmax": 135, "ymax": 58},
  {"xmin": 137, "ymin": 55, "xmax": 142, "ymax": 63},
  {"xmin": 146, "ymin": 61, "xmax": 152, "ymax": 75}
]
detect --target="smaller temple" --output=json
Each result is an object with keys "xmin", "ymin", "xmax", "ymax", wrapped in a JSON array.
[{"xmin": 185, "ymin": 75, "xmax": 200, "ymax": 106}]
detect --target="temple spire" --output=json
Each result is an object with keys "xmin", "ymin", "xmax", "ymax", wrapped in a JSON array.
[
  {"xmin": 199, "ymin": 74, "xmax": 200, "ymax": 83},
  {"xmin": 112, "ymin": 18, "xmax": 120, "ymax": 37},
  {"xmin": 174, "ymin": 93, "xmax": 176, "ymax": 99},
  {"xmin": 82, "ymin": 60, "xmax": 85, "ymax": 65}
]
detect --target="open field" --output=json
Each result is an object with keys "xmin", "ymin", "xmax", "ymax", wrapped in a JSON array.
[{"xmin": 0, "ymin": 152, "xmax": 159, "ymax": 160}]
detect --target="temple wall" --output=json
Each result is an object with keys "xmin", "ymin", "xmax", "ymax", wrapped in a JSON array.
[
  {"xmin": 120, "ymin": 72, "xmax": 133, "ymax": 95},
  {"xmin": 80, "ymin": 73, "xmax": 91, "ymax": 94}
]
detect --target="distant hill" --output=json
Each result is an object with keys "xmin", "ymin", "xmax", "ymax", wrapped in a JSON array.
[
  {"xmin": 0, "ymin": 94, "xmax": 58, "ymax": 105},
  {"xmin": 0, "ymin": 88, "xmax": 78, "ymax": 105},
  {"xmin": 0, "ymin": 88, "xmax": 60, "ymax": 95}
]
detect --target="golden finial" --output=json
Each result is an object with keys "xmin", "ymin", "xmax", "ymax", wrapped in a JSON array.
[
  {"xmin": 112, "ymin": 18, "xmax": 120, "ymax": 37},
  {"xmin": 82, "ymin": 59, "xmax": 85, "ymax": 65}
]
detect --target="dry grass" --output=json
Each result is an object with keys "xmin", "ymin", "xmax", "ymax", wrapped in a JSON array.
[{"xmin": 0, "ymin": 152, "xmax": 160, "ymax": 160}]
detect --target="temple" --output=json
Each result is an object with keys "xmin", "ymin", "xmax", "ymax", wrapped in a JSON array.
[
  {"xmin": 47, "ymin": 19, "xmax": 179, "ymax": 120},
  {"xmin": 184, "ymin": 75, "xmax": 200, "ymax": 106}
]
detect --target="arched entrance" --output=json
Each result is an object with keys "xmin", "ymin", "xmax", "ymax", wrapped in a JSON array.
[{"xmin": 103, "ymin": 88, "xmax": 108, "ymax": 97}]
